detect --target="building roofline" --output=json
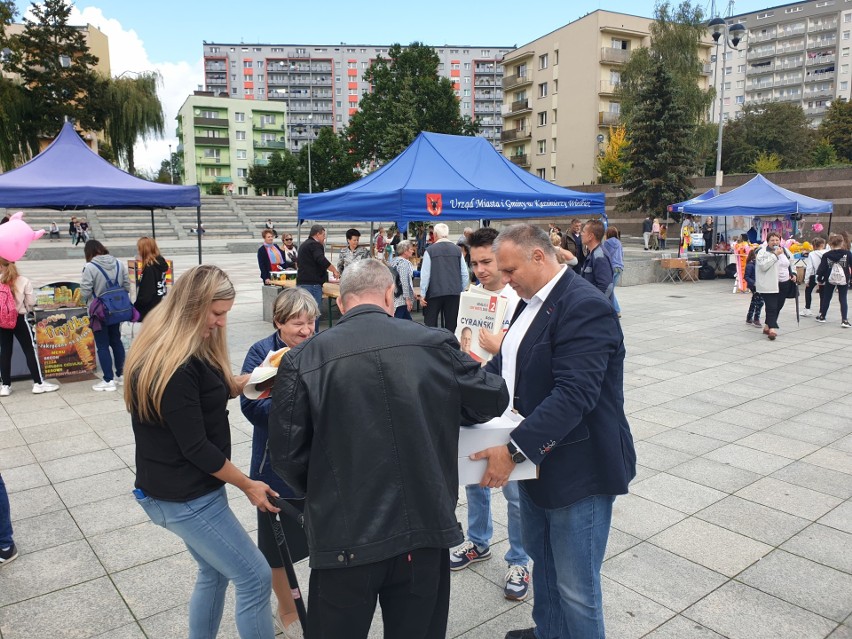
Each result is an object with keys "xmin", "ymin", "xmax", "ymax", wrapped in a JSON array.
[{"xmin": 203, "ymin": 41, "xmax": 516, "ymax": 50}]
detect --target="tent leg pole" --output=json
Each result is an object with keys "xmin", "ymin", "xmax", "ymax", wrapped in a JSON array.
[
  {"xmin": 370, "ymin": 222, "xmax": 374, "ymax": 256},
  {"xmin": 827, "ymin": 212, "xmax": 833, "ymax": 236},
  {"xmin": 151, "ymin": 209, "xmax": 156, "ymax": 240},
  {"xmin": 197, "ymin": 206, "xmax": 202, "ymax": 265}
]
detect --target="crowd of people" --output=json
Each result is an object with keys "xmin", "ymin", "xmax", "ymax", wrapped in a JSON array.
[{"xmin": 4, "ymin": 211, "xmax": 851, "ymax": 639}]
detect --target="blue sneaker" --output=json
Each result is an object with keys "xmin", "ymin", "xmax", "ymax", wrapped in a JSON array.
[
  {"xmin": 449, "ymin": 540, "xmax": 491, "ymax": 571},
  {"xmin": 504, "ymin": 564, "xmax": 530, "ymax": 601}
]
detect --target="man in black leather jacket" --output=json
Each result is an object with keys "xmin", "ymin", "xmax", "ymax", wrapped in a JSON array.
[{"xmin": 269, "ymin": 258, "xmax": 508, "ymax": 639}]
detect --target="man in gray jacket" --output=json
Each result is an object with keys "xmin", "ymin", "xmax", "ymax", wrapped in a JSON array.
[
  {"xmin": 419, "ymin": 222, "xmax": 469, "ymax": 333},
  {"xmin": 269, "ymin": 259, "xmax": 508, "ymax": 639}
]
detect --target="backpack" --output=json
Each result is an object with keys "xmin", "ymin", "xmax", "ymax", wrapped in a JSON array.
[
  {"xmin": 387, "ymin": 260, "xmax": 404, "ymax": 298},
  {"xmin": 91, "ymin": 262, "xmax": 134, "ymax": 325},
  {"xmin": 827, "ymin": 257, "xmax": 847, "ymax": 286},
  {"xmin": 0, "ymin": 283, "xmax": 17, "ymax": 329}
]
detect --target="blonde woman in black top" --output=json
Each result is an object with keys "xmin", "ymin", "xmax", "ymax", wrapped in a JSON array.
[{"xmin": 124, "ymin": 265, "xmax": 278, "ymax": 639}]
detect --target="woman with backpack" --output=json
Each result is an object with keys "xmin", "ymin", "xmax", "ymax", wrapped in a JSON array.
[
  {"xmin": 81, "ymin": 240, "xmax": 131, "ymax": 392},
  {"xmin": 134, "ymin": 237, "xmax": 169, "ymax": 321},
  {"xmin": 816, "ymin": 234, "xmax": 852, "ymax": 328},
  {"xmin": 0, "ymin": 259, "xmax": 59, "ymax": 396}
]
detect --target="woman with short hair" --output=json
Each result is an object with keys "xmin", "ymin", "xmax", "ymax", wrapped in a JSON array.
[
  {"xmin": 756, "ymin": 231, "xmax": 796, "ymax": 340},
  {"xmin": 241, "ymin": 287, "xmax": 319, "ymax": 638},
  {"xmin": 257, "ymin": 229, "xmax": 290, "ymax": 285},
  {"xmin": 125, "ymin": 265, "xmax": 277, "ymax": 639}
]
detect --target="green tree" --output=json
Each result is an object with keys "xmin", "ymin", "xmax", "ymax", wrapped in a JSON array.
[
  {"xmin": 819, "ymin": 98, "xmax": 852, "ymax": 163},
  {"xmin": 617, "ymin": 60, "xmax": 695, "ymax": 214},
  {"xmin": 101, "ymin": 71, "xmax": 165, "ymax": 174},
  {"xmin": 0, "ymin": 0, "xmax": 38, "ymax": 169},
  {"xmin": 721, "ymin": 102, "xmax": 816, "ymax": 173},
  {"xmin": 751, "ymin": 151, "xmax": 782, "ymax": 173},
  {"xmin": 618, "ymin": 1, "xmax": 713, "ymax": 127},
  {"xmin": 246, "ymin": 150, "xmax": 298, "ymax": 195},
  {"xmin": 346, "ymin": 42, "xmax": 479, "ymax": 166},
  {"xmin": 596, "ymin": 125, "xmax": 630, "ymax": 184},
  {"xmin": 6, "ymin": 0, "xmax": 103, "ymax": 140},
  {"xmin": 812, "ymin": 138, "xmax": 839, "ymax": 167},
  {"xmin": 294, "ymin": 127, "xmax": 358, "ymax": 193}
]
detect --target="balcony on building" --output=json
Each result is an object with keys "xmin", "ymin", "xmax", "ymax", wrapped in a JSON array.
[
  {"xmin": 805, "ymin": 105, "xmax": 828, "ymax": 116},
  {"xmin": 747, "ymin": 79, "xmax": 774, "ymax": 92},
  {"xmin": 701, "ymin": 62, "xmax": 712, "ymax": 75},
  {"xmin": 194, "ymin": 116, "xmax": 229, "ymax": 128},
  {"xmin": 750, "ymin": 30, "xmax": 777, "ymax": 43},
  {"xmin": 510, "ymin": 154, "xmax": 529, "ymax": 167},
  {"xmin": 776, "ymin": 25, "xmax": 806, "ymax": 40},
  {"xmin": 197, "ymin": 153, "xmax": 228, "ymax": 165},
  {"xmin": 253, "ymin": 140, "xmax": 287, "ymax": 149},
  {"xmin": 507, "ymin": 98, "xmax": 531, "ymax": 114},
  {"xmin": 600, "ymin": 47, "xmax": 631, "ymax": 64},
  {"xmin": 501, "ymin": 128, "xmax": 531, "ymax": 142},
  {"xmin": 194, "ymin": 136, "xmax": 229, "ymax": 146},
  {"xmin": 776, "ymin": 42, "xmax": 805, "ymax": 55},
  {"xmin": 599, "ymin": 80, "xmax": 620, "ymax": 95},
  {"xmin": 747, "ymin": 46, "xmax": 776, "ymax": 61},
  {"xmin": 775, "ymin": 92, "xmax": 802, "ymax": 102},
  {"xmin": 205, "ymin": 62, "xmax": 226, "ymax": 72},
  {"xmin": 808, "ymin": 21, "xmax": 837, "ymax": 33},
  {"xmin": 807, "ymin": 53, "xmax": 836, "ymax": 66},
  {"xmin": 774, "ymin": 75, "xmax": 803, "ymax": 87},
  {"xmin": 502, "ymin": 73, "xmax": 532, "ymax": 89},
  {"xmin": 806, "ymin": 69, "xmax": 835, "ymax": 82},
  {"xmin": 746, "ymin": 61, "xmax": 775, "ymax": 75},
  {"xmin": 805, "ymin": 86, "xmax": 835, "ymax": 99},
  {"xmin": 598, "ymin": 111, "xmax": 620, "ymax": 126},
  {"xmin": 808, "ymin": 37, "xmax": 836, "ymax": 50}
]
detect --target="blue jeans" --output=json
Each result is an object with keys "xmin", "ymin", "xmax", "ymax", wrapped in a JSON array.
[
  {"xmin": 299, "ymin": 284, "xmax": 323, "ymax": 333},
  {"xmin": 465, "ymin": 482, "xmax": 528, "ymax": 566},
  {"xmin": 0, "ymin": 473, "xmax": 12, "ymax": 548},
  {"xmin": 93, "ymin": 324, "xmax": 125, "ymax": 382},
  {"xmin": 611, "ymin": 268, "xmax": 623, "ymax": 313},
  {"xmin": 520, "ymin": 485, "xmax": 614, "ymax": 639},
  {"xmin": 135, "ymin": 486, "xmax": 274, "ymax": 639}
]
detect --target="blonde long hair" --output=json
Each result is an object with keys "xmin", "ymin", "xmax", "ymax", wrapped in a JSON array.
[
  {"xmin": 123, "ymin": 265, "xmax": 237, "ymax": 422},
  {"xmin": 0, "ymin": 258, "xmax": 19, "ymax": 287}
]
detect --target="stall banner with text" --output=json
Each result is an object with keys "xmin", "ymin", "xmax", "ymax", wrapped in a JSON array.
[{"xmin": 35, "ymin": 308, "xmax": 97, "ymax": 377}]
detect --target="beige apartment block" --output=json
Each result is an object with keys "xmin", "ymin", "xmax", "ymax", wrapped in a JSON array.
[{"xmin": 501, "ymin": 10, "xmax": 712, "ymax": 186}]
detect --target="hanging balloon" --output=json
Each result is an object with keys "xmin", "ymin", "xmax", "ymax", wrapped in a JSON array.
[
  {"xmin": 0, "ymin": 212, "xmax": 45, "ymax": 261},
  {"xmin": 812, "ymin": 222, "xmax": 824, "ymax": 233}
]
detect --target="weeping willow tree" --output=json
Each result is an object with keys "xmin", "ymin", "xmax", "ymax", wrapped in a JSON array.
[{"xmin": 101, "ymin": 71, "xmax": 165, "ymax": 174}]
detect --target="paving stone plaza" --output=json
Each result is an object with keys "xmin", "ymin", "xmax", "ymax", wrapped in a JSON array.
[{"xmin": 0, "ymin": 250, "xmax": 850, "ymax": 639}]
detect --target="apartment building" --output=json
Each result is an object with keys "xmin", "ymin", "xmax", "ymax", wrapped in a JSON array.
[
  {"xmin": 501, "ymin": 11, "xmax": 691, "ymax": 186},
  {"xmin": 201, "ymin": 42, "xmax": 513, "ymax": 153},
  {"xmin": 177, "ymin": 92, "xmax": 290, "ymax": 195},
  {"xmin": 709, "ymin": 0, "xmax": 852, "ymax": 125}
]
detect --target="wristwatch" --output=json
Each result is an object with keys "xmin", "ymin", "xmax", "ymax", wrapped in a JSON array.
[{"xmin": 507, "ymin": 442, "xmax": 526, "ymax": 464}]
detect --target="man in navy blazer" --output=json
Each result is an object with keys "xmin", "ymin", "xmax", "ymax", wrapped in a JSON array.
[{"xmin": 472, "ymin": 224, "xmax": 636, "ymax": 639}]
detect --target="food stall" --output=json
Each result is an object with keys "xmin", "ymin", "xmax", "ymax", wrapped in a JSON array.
[{"xmin": 32, "ymin": 283, "xmax": 97, "ymax": 378}]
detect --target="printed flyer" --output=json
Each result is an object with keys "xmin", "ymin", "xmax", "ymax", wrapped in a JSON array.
[
  {"xmin": 455, "ymin": 288, "xmax": 508, "ymax": 363},
  {"xmin": 34, "ymin": 308, "xmax": 97, "ymax": 377}
]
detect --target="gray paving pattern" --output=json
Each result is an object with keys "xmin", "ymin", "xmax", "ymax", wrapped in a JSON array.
[{"xmin": 0, "ymin": 253, "xmax": 850, "ymax": 638}]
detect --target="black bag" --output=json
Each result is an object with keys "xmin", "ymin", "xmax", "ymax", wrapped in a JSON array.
[
  {"xmin": 387, "ymin": 260, "xmax": 404, "ymax": 297},
  {"xmin": 698, "ymin": 264, "xmax": 716, "ymax": 280},
  {"xmin": 724, "ymin": 263, "xmax": 738, "ymax": 279},
  {"xmin": 91, "ymin": 262, "xmax": 134, "ymax": 325}
]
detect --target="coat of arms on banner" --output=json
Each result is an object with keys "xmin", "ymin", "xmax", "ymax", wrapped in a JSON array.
[{"xmin": 427, "ymin": 193, "xmax": 443, "ymax": 216}]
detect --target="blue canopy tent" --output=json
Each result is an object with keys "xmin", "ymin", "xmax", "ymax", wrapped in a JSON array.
[
  {"xmin": 667, "ymin": 189, "xmax": 715, "ymax": 214},
  {"xmin": 683, "ymin": 174, "xmax": 834, "ymax": 242},
  {"xmin": 298, "ymin": 132, "xmax": 604, "ymax": 232},
  {"xmin": 0, "ymin": 122, "xmax": 205, "ymax": 262}
]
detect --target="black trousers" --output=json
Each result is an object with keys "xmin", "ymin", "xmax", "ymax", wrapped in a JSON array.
[
  {"xmin": 819, "ymin": 283, "xmax": 848, "ymax": 320},
  {"xmin": 423, "ymin": 295, "xmax": 460, "ymax": 334},
  {"xmin": 0, "ymin": 314, "xmax": 43, "ymax": 385},
  {"xmin": 306, "ymin": 548, "xmax": 450, "ymax": 639},
  {"xmin": 805, "ymin": 275, "xmax": 818, "ymax": 309},
  {"xmin": 762, "ymin": 281, "xmax": 792, "ymax": 329}
]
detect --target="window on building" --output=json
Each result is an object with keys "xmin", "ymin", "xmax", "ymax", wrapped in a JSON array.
[
  {"xmin": 736, "ymin": 80, "xmax": 745, "ymax": 88},
  {"xmin": 553, "ymin": 79, "xmax": 558, "ymax": 93},
  {"xmin": 243, "ymin": 88, "xmax": 251, "ymax": 95},
  {"xmin": 204, "ymin": 167, "xmax": 221, "ymax": 177},
  {"xmin": 237, "ymin": 168, "xmax": 248, "ymax": 178},
  {"xmin": 538, "ymin": 111, "xmax": 547, "ymax": 126},
  {"xmin": 257, "ymin": 88, "xmax": 264, "ymax": 96},
  {"xmin": 843, "ymin": 64, "xmax": 850, "ymax": 74},
  {"xmin": 845, "ymin": 31, "xmax": 852, "ymax": 40},
  {"xmin": 296, "ymin": 48, "xmax": 306, "ymax": 55},
  {"xmin": 231, "ymin": 74, "xmax": 236, "ymax": 81},
  {"xmin": 261, "ymin": 114, "xmax": 276, "ymax": 124},
  {"xmin": 552, "ymin": 108, "xmax": 557, "ymax": 123},
  {"xmin": 537, "ymin": 140, "xmax": 546, "ymax": 154},
  {"xmin": 200, "ymin": 110, "xmax": 219, "ymax": 119},
  {"xmin": 202, "ymin": 148, "xmax": 220, "ymax": 158},
  {"xmin": 539, "ymin": 53, "xmax": 548, "ymax": 69},
  {"xmin": 236, "ymin": 149, "xmax": 247, "ymax": 159},
  {"xmin": 737, "ymin": 65, "xmax": 746, "ymax": 73},
  {"xmin": 463, "ymin": 89, "xmax": 470, "ymax": 96},
  {"xmin": 724, "ymin": 82, "xmax": 731, "ymax": 90},
  {"xmin": 481, "ymin": 49, "xmax": 490, "ymax": 56},
  {"xmin": 844, "ymin": 48, "xmax": 851, "ymax": 57},
  {"xmin": 231, "ymin": 87, "xmax": 237, "ymax": 95},
  {"xmin": 537, "ymin": 168, "xmax": 546, "ymax": 179},
  {"xmin": 238, "ymin": 187, "xmax": 248, "ymax": 195},
  {"xmin": 235, "ymin": 131, "xmax": 246, "ymax": 140},
  {"xmin": 552, "ymin": 137, "xmax": 557, "ymax": 153},
  {"xmin": 464, "ymin": 76, "xmax": 470, "ymax": 84},
  {"xmin": 244, "ymin": 74, "xmax": 252, "ymax": 82},
  {"xmin": 551, "ymin": 167, "xmax": 557, "ymax": 180},
  {"xmin": 336, "ymin": 114, "xmax": 342, "ymax": 122},
  {"xmin": 539, "ymin": 82, "xmax": 548, "ymax": 98},
  {"xmin": 464, "ymin": 62, "xmax": 471, "ymax": 70},
  {"xmin": 462, "ymin": 101, "xmax": 471, "ymax": 109},
  {"xmin": 243, "ymin": 60, "xmax": 252, "ymax": 68},
  {"xmin": 842, "ymin": 80, "xmax": 850, "ymax": 90},
  {"xmin": 256, "ymin": 74, "xmax": 264, "ymax": 82},
  {"xmin": 846, "ymin": 12, "xmax": 852, "ymax": 22},
  {"xmin": 725, "ymin": 66, "xmax": 732, "ymax": 75},
  {"xmin": 735, "ymin": 95, "xmax": 745, "ymax": 104}
]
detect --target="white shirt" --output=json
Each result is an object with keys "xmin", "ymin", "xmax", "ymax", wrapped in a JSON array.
[
  {"xmin": 500, "ymin": 266, "xmax": 567, "ymax": 415},
  {"xmin": 476, "ymin": 282, "xmax": 520, "ymax": 333}
]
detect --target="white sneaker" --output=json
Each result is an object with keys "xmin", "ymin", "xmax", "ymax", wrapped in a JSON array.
[
  {"xmin": 114, "ymin": 375, "xmax": 124, "ymax": 386},
  {"xmin": 92, "ymin": 379, "xmax": 117, "ymax": 392},
  {"xmin": 0, "ymin": 385, "xmax": 10, "ymax": 397},
  {"xmin": 32, "ymin": 382, "xmax": 59, "ymax": 394},
  {"xmin": 802, "ymin": 308, "xmax": 813, "ymax": 317}
]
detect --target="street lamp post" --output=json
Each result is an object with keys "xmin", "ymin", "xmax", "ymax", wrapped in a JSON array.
[
  {"xmin": 168, "ymin": 143, "xmax": 174, "ymax": 184},
  {"xmin": 709, "ymin": 11, "xmax": 746, "ymax": 195},
  {"xmin": 307, "ymin": 113, "xmax": 313, "ymax": 195}
]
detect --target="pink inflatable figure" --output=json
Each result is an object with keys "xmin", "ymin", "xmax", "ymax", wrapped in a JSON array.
[{"xmin": 0, "ymin": 212, "xmax": 45, "ymax": 261}]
